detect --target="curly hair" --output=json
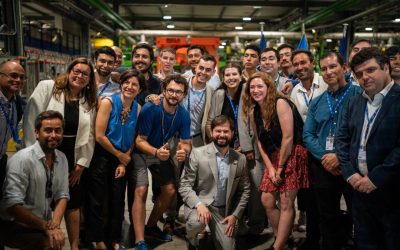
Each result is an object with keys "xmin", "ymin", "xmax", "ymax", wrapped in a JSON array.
[
  {"xmin": 52, "ymin": 57, "xmax": 97, "ymax": 110},
  {"xmin": 242, "ymin": 71, "xmax": 288, "ymax": 127}
]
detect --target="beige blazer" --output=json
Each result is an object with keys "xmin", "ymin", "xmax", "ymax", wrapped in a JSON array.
[
  {"xmin": 206, "ymin": 89, "xmax": 225, "ymax": 139},
  {"xmin": 179, "ymin": 143, "xmax": 250, "ymax": 218},
  {"xmin": 23, "ymin": 80, "xmax": 96, "ymax": 168}
]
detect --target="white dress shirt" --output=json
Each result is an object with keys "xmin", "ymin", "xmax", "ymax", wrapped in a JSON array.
[{"xmin": 290, "ymin": 72, "xmax": 328, "ymax": 122}]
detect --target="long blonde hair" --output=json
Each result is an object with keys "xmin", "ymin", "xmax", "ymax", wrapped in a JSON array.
[{"xmin": 242, "ymin": 71, "xmax": 287, "ymax": 128}]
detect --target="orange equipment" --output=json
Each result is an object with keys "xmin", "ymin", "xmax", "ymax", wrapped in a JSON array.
[{"xmin": 155, "ymin": 37, "xmax": 220, "ymax": 72}]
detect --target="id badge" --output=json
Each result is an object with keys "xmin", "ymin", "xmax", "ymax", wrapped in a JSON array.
[
  {"xmin": 325, "ymin": 135, "xmax": 334, "ymax": 150},
  {"xmin": 358, "ymin": 146, "xmax": 368, "ymax": 175}
]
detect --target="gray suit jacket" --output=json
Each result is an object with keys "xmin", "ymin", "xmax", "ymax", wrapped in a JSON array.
[{"xmin": 179, "ymin": 143, "xmax": 250, "ymax": 218}]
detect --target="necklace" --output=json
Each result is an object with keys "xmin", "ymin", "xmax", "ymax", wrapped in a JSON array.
[{"xmin": 120, "ymin": 106, "xmax": 131, "ymax": 125}]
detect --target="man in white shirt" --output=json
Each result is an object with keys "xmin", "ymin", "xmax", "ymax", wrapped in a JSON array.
[
  {"xmin": 290, "ymin": 50, "xmax": 327, "ymax": 122},
  {"xmin": 290, "ymin": 49, "xmax": 327, "ymax": 250},
  {"xmin": 183, "ymin": 45, "xmax": 220, "ymax": 90}
]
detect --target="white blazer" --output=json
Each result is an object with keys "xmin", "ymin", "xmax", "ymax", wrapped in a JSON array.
[{"xmin": 23, "ymin": 80, "xmax": 96, "ymax": 168}]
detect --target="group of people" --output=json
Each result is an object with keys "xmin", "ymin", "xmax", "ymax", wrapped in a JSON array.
[{"xmin": 0, "ymin": 39, "xmax": 399, "ymax": 250}]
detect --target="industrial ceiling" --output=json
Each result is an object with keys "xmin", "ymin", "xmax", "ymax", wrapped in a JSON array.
[{"xmin": 20, "ymin": 0, "xmax": 400, "ymax": 41}]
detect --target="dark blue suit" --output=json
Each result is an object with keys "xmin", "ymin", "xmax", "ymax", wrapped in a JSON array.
[{"xmin": 336, "ymin": 82, "xmax": 400, "ymax": 250}]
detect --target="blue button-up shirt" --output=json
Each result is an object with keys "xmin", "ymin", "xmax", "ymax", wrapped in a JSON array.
[
  {"xmin": 0, "ymin": 91, "xmax": 16, "ymax": 158},
  {"xmin": 303, "ymin": 82, "xmax": 362, "ymax": 160},
  {"xmin": 212, "ymin": 144, "xmax": 230, "ymax": 207},
  {"xmin": 0, "ymin": 141, "xmax": 70, "ymax": 221}
]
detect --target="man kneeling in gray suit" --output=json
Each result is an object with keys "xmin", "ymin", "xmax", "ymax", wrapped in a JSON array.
[{"xmin": 179, "ymin": 115, "xmax": 250, "ymax": 250}]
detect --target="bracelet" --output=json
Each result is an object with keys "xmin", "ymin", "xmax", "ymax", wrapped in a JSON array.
[{"xmin": 154, "ymin": 149, "xmax": 158, "ymax": 158}]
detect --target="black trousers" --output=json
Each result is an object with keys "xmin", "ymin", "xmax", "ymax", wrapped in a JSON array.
[
  {"xmin": 303, "ymin": 187, "xmax": 321, "ymax": 250},
  {"xmin": 311, "ymin": 158, "xmax": 353, "ymax": 250},
  {"xmin": 353, "ymin": 191, "xmax": 400, "ymax": 250},
  {"xmin": 85, "ymin": 145, "xmax": 127, "ymax": 243},
  {"xmin": 314, "ymin": 185, "xmax": 353, "ymax": 250},
  {"xmin": 0, "ymin": 155, "xmax": 5, "ymax": 250},
  {"xmin": 0, "ymin": 154, "xmax": 7, "ymax": 200}
]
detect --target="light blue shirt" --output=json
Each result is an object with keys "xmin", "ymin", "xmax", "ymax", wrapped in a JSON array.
[
  {"xmin": 212, "ymin": 144, "xmax": 230, "ymax": 207},
  {"xmin": 0, "ymin": 141, "xmax": 70, "ymax": 221},
  {"xmin": 182, "ymin": 77, "xmax": 206, "ymax": 136},
  {"xmin": 97, "ymin": 79, "xmax": 121, "ymax": 98},
  {"xmin": 0, "ymin": 91, "xmax": 16, "ymax": 158}
]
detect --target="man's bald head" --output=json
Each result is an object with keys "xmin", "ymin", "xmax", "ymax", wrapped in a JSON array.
[
  {"xmin": 0, "ymin": 60, "xmax": 25, "ymax": 99},
  {"xmin": 111, "ymin": 46, "xmax": 123, "ymax": 68}
]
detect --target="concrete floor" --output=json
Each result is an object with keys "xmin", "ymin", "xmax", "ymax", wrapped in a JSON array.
[{"xmin": 4, "ymin": 171, "xmax": 307, "ymax": 250}]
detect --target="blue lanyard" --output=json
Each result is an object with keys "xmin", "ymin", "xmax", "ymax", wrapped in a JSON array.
[
  {"xmin": 363, "ymin": 105, "xmax": 380, "ymax": 144},
  {"xmin": 275, "ymin": 75, "xmax": 280, "ymax": 88},
  {"xmin": 0, "ymin": 101, "xmax": 21, "ymax": 144},
  {"xmin": 326, "ymin": 84, "xmax": 353, "ymax": 133},
  {"xmin": 98, "ymin": 81, "xmax": 111, "ymax": 97},
  {"xmin": 302, "ymin": 84, "xmax": 315, "ymax": 108},
  {"xmin": 161, "ymin": 97, "xmax": 177, "ymax": 145},
  {"xmin": 187, "ymin": 84, "xmax": 206, "ymax": 113},
  {"xmin": 226, "ymin": 93, "xmax": 238, "ymax": 132}
]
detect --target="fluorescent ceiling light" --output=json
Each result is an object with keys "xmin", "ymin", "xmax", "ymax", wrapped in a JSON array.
[
  {"xmin": 221, "ymin": 42, "xmax": 227, "ymax": 46},
  {"xmin": 163, "ymin": 16, "xmax": 172, "ymax": 20},
  {"xmin": 326, "ymin": 38, "xmax": 332, "ymax": 42},
  {"xmin": 235, "ymin": 26, "xmax": 243, "ymax": 30},
  {"xmin": 243, "ymin": 17, "xmax": 251, "ymax": 21},
  {"xmin": 365, "ymin": 27, "xmax": 373, "ymax": 31},
  {"xmin": 219, "ymin": 45, "xmax": 224, "ymax": 49},
  {"xmin": 253, "ymin": 6, "xmax": 262, "ymax": 9},
  {"xmin": 393, "ymin": 18, "xmax": 400, "ymax": 23},
  {"xmin": 167, "ymin": 24, "xmax": 175, "ymax": 29}
]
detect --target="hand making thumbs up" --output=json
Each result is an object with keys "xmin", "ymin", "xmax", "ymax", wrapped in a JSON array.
[
  {"xmin": 176, "ymin": 141, "xmax": 187, "ymax": 163},
  {"xmin": 156, "ymin": 143, "xmax": 170, "ymax": 161}
]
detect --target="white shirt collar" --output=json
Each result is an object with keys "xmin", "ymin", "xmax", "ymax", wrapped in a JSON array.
[
  {"xmin": 362, "ymin": 80, "xmax": 394, "ymax": 105},
  {"xmin": 296, "ymin": 72, "xmax": 323, "ymax": 93}
]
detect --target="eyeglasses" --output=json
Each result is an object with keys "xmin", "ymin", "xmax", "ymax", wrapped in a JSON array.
[
  {"xmin": 71, "ymin": 69, "xmax": 90, "ymax": 78},
  {"xmin": 166, "ymin": 88, "xmax": 184, "ymax": 97},
  {"xmin": 0, "ymin": 72, "xmax": 27, "ymax": 82}
]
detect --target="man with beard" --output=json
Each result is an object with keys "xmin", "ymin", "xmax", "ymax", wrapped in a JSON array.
[
  {"xmin": 0, "ymin": 110, "xmax": 69, "ymax": 250},
  {"xmin": 132, "ymin": 43, "xmax": 161, "ymax": 105},
  {"xmin": 0, "ymin": 61, "xmax": 25, "ymax": 199},
  {"xmin": 131, "ymin": 75, "xmax": 191, "ymax": 249},
  {"xmin": 95, "ymin": 46, "xmax": 119, "ymax": 98},
  {"xmin": 183, "ymin": 45, "xmax": 220, "ymax": 90},
  {"xmin": 179, "ymin": 115, "xmax": 250, "ymax": 250}
]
